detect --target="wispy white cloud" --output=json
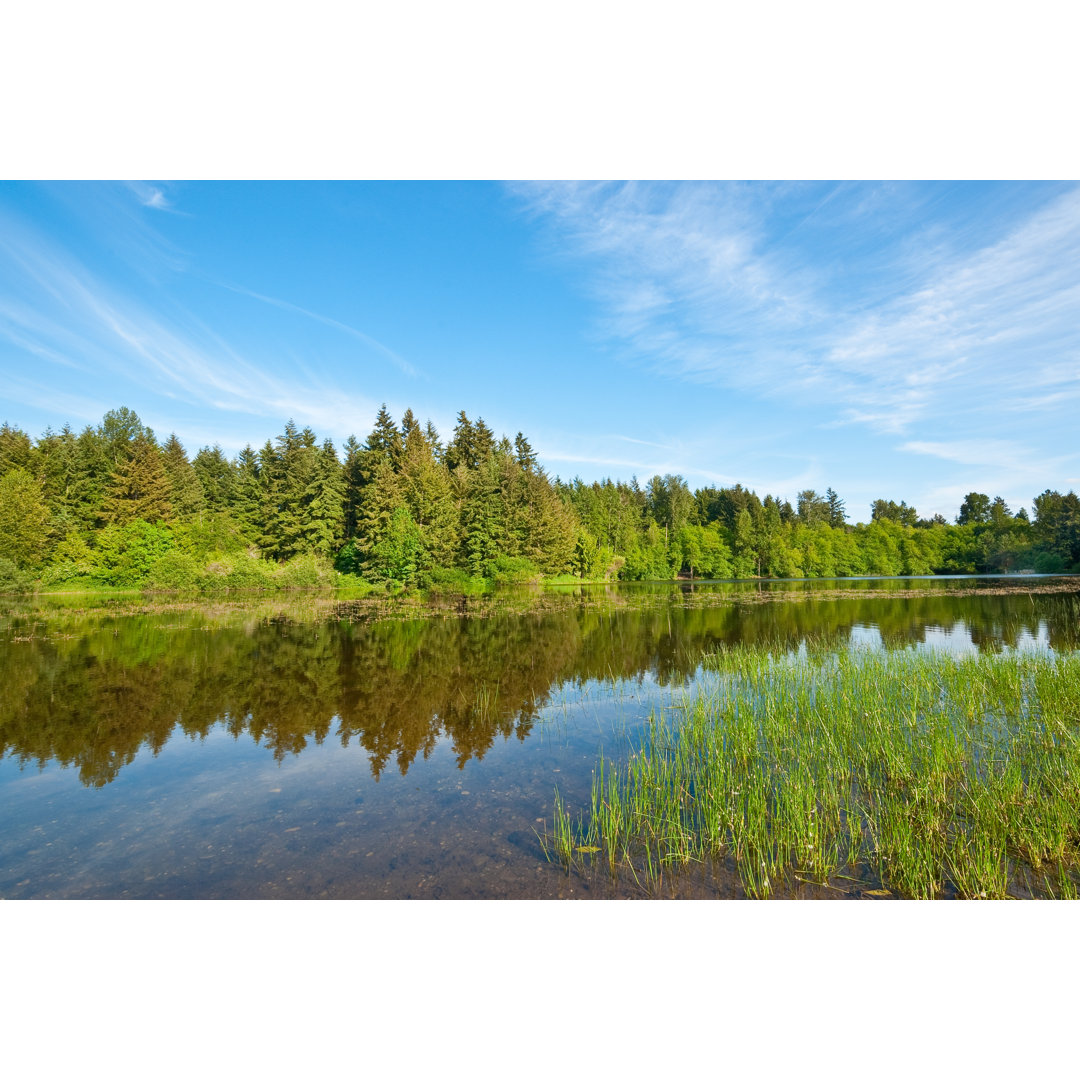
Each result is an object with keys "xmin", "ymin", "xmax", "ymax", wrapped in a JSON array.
[
  {"xmin": 216, "ymin": 280, "xmax": 417, "ymax": 377},
  {"xmin": 610, "ymin": 434, "xmax": 676, "ymax": 451},
  {"xmin": 899, "ymin": 440, "xmax": 1025, "ymax": 467},
  {"xmin": 0, "ymin": 371, "xmax": 112, "ymax": 427},
  {"xmin": 512, "ymin": 181, "xmax": 1080, "ymax": 440},
  {"xmin": 536, "ymin": 441, "xmax": 817, "ymax": 497},
  {"xmin": 823, "ymin": 187, "xmax": 1080, "ymax": 422},
  {"xmin": 899, "ymin": 438, "xmax": 1080, "ymax": 520},
  {"xmin": 0, "ymin": 212, "xmax": 380, "ymax": 440},
  {"xmin": 900, "ymin": 437, "xmax": 1079, "ymax": 479},
  {"xmin": 124, "ymin": 181, "xmax": 173, "ymax": 211}
]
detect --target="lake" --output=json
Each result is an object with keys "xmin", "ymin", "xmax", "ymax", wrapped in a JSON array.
[{"xmin": 2, "ymin": 576, "xmax": 1078, "ymax": 899}]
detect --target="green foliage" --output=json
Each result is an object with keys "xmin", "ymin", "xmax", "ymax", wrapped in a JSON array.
[
  {"xmin": 334, "ymin": 539, "xmax": 364, "ymax": 577},
  {"xmin": 0, "ymin": 467, "xmax": 50, "ymax": 570},
  {"xmin": 426, "ymin": 566, "xmax": 489, "ymax": 593},
  {"xmin": 4, "ymin": 404, "xmax": 1077, "ymax": 590},
  {"xmin": 621, "ymin": 523, "xmax": 673, "ymax": 580},
  {"xmin": 0, "ymin": 556, "xmax": 33, "ymax": 593},
  {"xmin": 825, "ymin": 487, "xmax": 846, "ymax": 527},
  {"xmin": 459, "ymin": 454, "xmax": 504, "ymax": 577},
  {"xmin": 94, "ymin": 520, "xmax": 175, "ymax": 586},
  {"xmin": 871, "ymin": 498, "xmax": 918, "ymax": 527},
  {"xmin": 676, "ymin": 523, "xmax": 733, "ymax": 579},
  {"xmin": 274, "ymin": 553, "xmax": 332, "ymax": 588},
  {"xmin": 490, "ymin": 554, "xmax": 543, "ymax": 584},
  {"xmin": 957, "ymin": 491, "xmax": 992, "ymax": 525},
  {"xmin": 0, "ymin": 422, "xmax": 34, "ymax": 475},
  {"xmin": 937, "ymin": 523, "xmax": 980, "ymax": 574},
  {"xmin": 647, "ymin": 473, "xmax": 693, "ymax": 538},
  {"xmin": 41, "ymin": 534, "xmax": 97, "ymax": 585},
  {"xmin": 146, "ymin": 551, "xmax": 201, "ymax": 589},
  {"xmin": 370, "ymin": 506, "xmax": 425, "ymax": 585},
  {"xmin": 197, "ymin": 551, "xmax": 276, "ymax": 590},
  {"xmin": 1033, "ymin": 489, "xmax": 1080, "ymax": 568},
  {"xmin": 1034, "ymin": 551, "xmax": 1067, "ymax": 574},
  {"xmin": 797, "ymin": 489, "xmax": 829, "ymax": 527},
  {"xmin": 172, "ymin": 516, "xmax": 248, "ymax": 560},
  {"xmin": 192, "ymin": 444, "xmax": 236, "ymax": 511},
  {"xmin": 162, "ymin": 433, "xmax": 205, "ymax": 520},
  {"xmin": 102, "ymin": 433, "xmax": 172, "ymax": 525}
]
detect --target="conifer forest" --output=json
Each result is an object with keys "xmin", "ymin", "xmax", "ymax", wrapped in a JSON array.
[{"xmin": 0, "ymin": 405, "xmax": 1077, "ymax": 593}]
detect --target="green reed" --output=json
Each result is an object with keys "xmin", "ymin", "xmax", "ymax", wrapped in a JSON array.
[{"xmin": 547, "ymin": 642, "xmax": 1080, "ymax": 898}]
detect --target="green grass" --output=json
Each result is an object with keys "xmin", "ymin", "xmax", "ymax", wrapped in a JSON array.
[{"xmin": 547, "ymin": 642, "xmax": 1080, "ymax": 898}]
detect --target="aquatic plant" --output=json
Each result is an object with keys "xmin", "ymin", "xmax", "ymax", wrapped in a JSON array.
[{"xmin": 548, "ymin": 643, "xmax": 1080, "ymax": 898}]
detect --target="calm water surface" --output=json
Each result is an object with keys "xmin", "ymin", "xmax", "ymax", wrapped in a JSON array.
[{"xmin": 2, "ymin": 577, "xmax": 1077, "ymax": 899}]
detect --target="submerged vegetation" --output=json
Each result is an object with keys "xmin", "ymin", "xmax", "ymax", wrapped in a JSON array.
[
  {"xmin": 1, "ymin": 405, "xmax": 1079, "ymax": 594},
  {"xmin": 547, "ymin": 643, "xmax": 1080, "ymax": 898}
]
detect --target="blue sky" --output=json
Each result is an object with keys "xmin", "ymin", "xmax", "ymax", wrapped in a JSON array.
[{"xmin": 1, "ymin": 180, "xmax": 1078, "ymax": 523}]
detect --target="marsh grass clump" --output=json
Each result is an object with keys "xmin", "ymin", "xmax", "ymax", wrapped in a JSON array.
[{"xmin": 547, "ymin": 643, "xmax": 1080, "ymax": 898}]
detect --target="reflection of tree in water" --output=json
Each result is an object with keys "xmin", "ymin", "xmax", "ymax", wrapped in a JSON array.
[{"xmin": 2, "ymin": 588, "xmax": 1077, "ymax": 787}]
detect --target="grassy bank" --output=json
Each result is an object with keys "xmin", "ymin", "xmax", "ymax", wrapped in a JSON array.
[{"xmin": 546, "ymin": 643, "xmax": 1080, "ymax": 898}]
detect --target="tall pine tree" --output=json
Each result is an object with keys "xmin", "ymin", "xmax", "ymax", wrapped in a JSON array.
[
  {"xmin": 102, "ymin": 433, "xmax": 171, "ymax": 525},
  {"xmin": 162, "ymin": 434, "xmax": 206, "ymax": 521}
]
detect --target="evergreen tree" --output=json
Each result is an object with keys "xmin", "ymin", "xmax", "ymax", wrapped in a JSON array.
[
  {"xmin": 472, "ymin": 418, "xmax": 496, "ymax": 463},
  {"xmin": 232, "ymin": 446, "xmax": 264, "ymax": 543},
  {"xmin": 733, "ymin": 507, "xmax": 757, "ymax": 577},
  {"xmin": 162, "ymin": 434, "xmax": 206, "ymax": 521},
  {"xmin": 989, "ymin": 496, "xmax": 1013, "ymax": 529},
  {"xmin": 0, "ymin": 422, "xmax": 34, "ymax": 476},
  {"xmin": 399, "ymin": 409, "xmax": 422, "ymax": 460},
  {"xmin": 445, "ymin": 411, "xmax": 475, "ymax": 473},
  {"xmin": 355, "ymin": 456, "xmax": 405, "ymax": 568},
  {"xmin": 399, "ymin": 421, "xmax": 457, "ymax": 570},
  {"xmin": 825, "ymin": 487, "xmax": 847, "ymax": 528},
  {"xmin": 102, "ymin": 433, "xmax": 171, "ymax": 525},
  {"xmin": 0, "ymin": 468, "xmax": 50, "ymax": 569},
  {"xmin": 34, "ymin": 424, "xmax": 81, "ymax": 541},
  {"xmin": 7, "ymin": 401, "xmax": 1073, "ymax": 585},
  {"xmin": 519, "ymin": 470, "xmax": 577, "ymax": 573},
  {"xmin": 514, "ymin": 432, "xmax": 538, "ymax": 473},
  {"xmin": 798, "ymin": 490, "xmax": 828, "ymax": 526},
  {"xmin": 301, "ymin": 439, "xmax": 346, "ymax": 556},
  {"xmin": 341, "ymin": 434, "xmax": 365, "ymax": 541},
  {"xmin": 100, "ymin": 407, "xmax": 148, "ymax": 465},
  {"xmin": 256, "ymin": 439, "xmax": 283, "ymax": 554},
  {"xmin": 646, "ymin": 474, "xmax": 693, "ymax": 547},
  {"xmin": 268, "ymin": 420, "xmax": 320, "ymax": 559},
  {"xmin": 192, "ymin": 445, "xmax": 236, "ymax": 513},
  {"xmin": 370, "ymin": 506, "xmax": 424, "ymax": 583},
  {"xmin": 366, "ymin": 405, "xmax": 402, "ymax": 462},
  {"xmin": 423, "ymin": 420, "xmax": 443, "ymax": 461},
  {"xmin": 459, "ymin": 454, "xmax": 504, "ymax": 575},
  {"xmin": 67, "ymin": 425, "xmax": 111, "ymax": 533}
]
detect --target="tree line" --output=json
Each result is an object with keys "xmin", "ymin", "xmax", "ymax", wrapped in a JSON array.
[{"xmin": 0, "ymin": 406, "xmax": 1077, "ymax": 589}]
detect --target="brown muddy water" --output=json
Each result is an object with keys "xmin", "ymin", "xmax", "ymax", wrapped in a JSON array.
[{"xmin": 2, "ymin": 576, "xmax": 1077, "ymax": 899}]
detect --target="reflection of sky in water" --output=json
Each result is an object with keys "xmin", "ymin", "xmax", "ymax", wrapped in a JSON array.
[{"xmin": 848, "ymin": 619, "xmax": 1053, "ymax": 655}]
